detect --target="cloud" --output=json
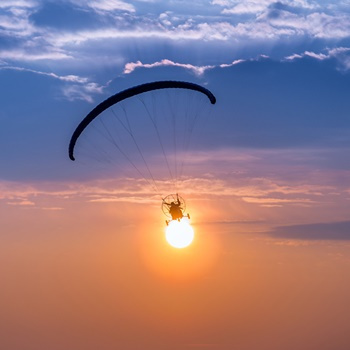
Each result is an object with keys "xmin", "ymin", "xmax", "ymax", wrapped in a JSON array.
[
  {"xmin": 41, "ymin": 4, "xmax": 350, "ymax": 48},
  {"xmin": 0, "ymin": 0, "xmax": 39, "ymax": 38},
  {"xmin": 258, "ymin": 7, "xmax": 350, "ymax": 39},
  {"xmin": 47, "ymin": 22, "xmax": 247, "ymax": 47},
  {"xmin": 67, "ymin": 0, "xmax": 135, "ymax": 14},
  {"xmin": 123, "ymin": 59, "xmax": 215, "ymax": 75},
  {"xmin": 213, "ymin": 0, "xmax": 320, "ymax": 15},
  {"xmin": 222, "ymin": 1, "xmax": 268, "ymax": 15},
  {"xmin": 61, "ymin": 82, "xmax": 104, "ymax": 102},
  {"xmin": 285, "ymin": 53, "xmax": 303, "ymax": 60},
  {"xmin": 285, "ymin": 46, "xmax": 350, "ymax": 70},
  {"xmin": 123, "ymin": 48, "xmax": 350, "ymax": 83},
  {"xmin": 0, "ymin": 1, "xmax": 38, "ymax": 8},
  {"xmin": 0, "ymin": 65, "xmax": 88, "ymax": 83},
  {"xmin": 269, "ymin": 221, "xmax": 350, "ymax": 240},
  {"xmin": 41, "ymin": 207, "xmax": 64, "ymax": 211},
  {"xmin": 1, "ymin": 0, "xmax": 349, "ymax": 72},
  {"xmin": 85, "ymin": 0, "xmax": 135, "ymax": 13},
  {"xmin": 0, "ymin": 49, "xmax": 72, "ymax": 61},
  {"xmin": 241, "ymin": 196, "xmax": 314, "ymax": 207},
  {"xmin": 211, "ymin": 0, "xmax": 231, "ymax": 6},
  {"xmin": 0, "ymin": 139, "xmax": 349, "ymax": 225},
  {"xmin": 219, "ymin": 59, "xmax": 245, "ymax": 67},
  {"xmin": 123, "ymin": 57, "xmax": 254, "ymax": 76},
  {"xmin": 7, "ymin": 200, "xmax": 35, "ymax": 206},
  {"xmin": 88, "ymin": 196, "xmax": 156, "ymax": 204},
  {"xmin": 285, "ymin": 50, "xmax": 328, "ymax": 61},
  {"xmin": 0, "ymin": 65, "xmax": 104, "ymax": 102}
]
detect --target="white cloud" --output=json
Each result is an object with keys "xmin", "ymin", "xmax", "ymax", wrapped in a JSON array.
[
  {"xmin": 0, "ymin": 65, "xmax": 105, "ymax": 102},
  {"xmin": 61, "ymin": 83, "xmax": 104, "ymax": 103},
  {"xmin": 48, "ymin": 12, "xmax": 349, "ymax": 48},
  {"xmin": 49, "ymin": 22, "xmax": 242, "ymax": 46},
  {"xmin": 284, "ymin": 47, "xmax": 350, "ymax": 70},
  {"xmin": 259, "ymin": 9, "xmax": 350, "ymax": 39},
  {"xmin": 285, "ymin": 53, "xmax": 303, "ymax": 60},
  {"xmin": 13, "ymin": 2, "xmax": 345, "ymax": 58},
  {"xmin": 0, "ymin": 65, "xmax": 88, "ymax": 82},
  {"xmin": 211, "ymin": 0, "xmax": 231, "ymax": 6},
  {"xmin": 0, "ymin": 1, "xmax": 38, "ymax": 9},
  {"xmin": 0, "ymin": 0, "xmax": 39, "ymax": 38},
  {"xmin": 0, "ymin": 0, "xmax": 349, "ymax": 73},
  {"xmin": 214, "ymin": 0, "xmax": 319, "ymax": 15},
  {"xmin": 285, "ymin": 50, "xmax": 329, "ymax": 61},
  {"xmin": 0, "ymin": 49, "xmax": 72, "ymax": 61},
  {"xmin": 122, "ymin": 57, "xmax": 264, "ymax": 76},
  {"xmin": 159, "ymin": 12, "xmax": 173, "ymax": 27},
  {"xmin": 328, "ymin": 47, "xmax": 350, "ymax": 56},
  {"xmin": 223, "ymin": 2, "xmax": 268, "ymax": 15},
  {"xmin": 304, "ymin": 51, "xmax": 328, "ymax": 60},
  {"xmin": 219, "ymin": 59, "xmax": 245, "ymax": 67},
  {"xmin": 87, "ymin": 0, "xmax": 135, "ymax": 12},
  {"xmin": 69, "ymin": 0, "xmax": 135, "ymax": 13},
  {"xmin": 123, "ymin": 59, "xmax": 215, "ymax": 75}
]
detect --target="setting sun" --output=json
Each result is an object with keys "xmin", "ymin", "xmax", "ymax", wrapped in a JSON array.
[{"xmin": 165, "ymin": 219, "xmax": 194, "ymax": 248}]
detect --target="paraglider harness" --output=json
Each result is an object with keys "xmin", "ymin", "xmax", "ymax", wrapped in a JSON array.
[{"xmin": 162, "ymin": 194, "xmax": 190, "ymax": 226}]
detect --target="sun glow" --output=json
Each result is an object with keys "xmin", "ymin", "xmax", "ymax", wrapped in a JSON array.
[{"xmin": 165, "ymin": 219, "xmax": 194, "ymax": 248}]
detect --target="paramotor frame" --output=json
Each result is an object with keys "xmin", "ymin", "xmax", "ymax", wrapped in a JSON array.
[{"xmin": 162, "ymin": 193, "xmax": 186, "ymax": 218}]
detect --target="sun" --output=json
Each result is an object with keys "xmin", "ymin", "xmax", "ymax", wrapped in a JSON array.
[{"xmin": 165, "ymin": 218, "xmax": 194, "ymax": 248}]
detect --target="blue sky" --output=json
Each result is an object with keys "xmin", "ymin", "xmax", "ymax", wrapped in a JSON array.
[
  {"xmin": 1, "ymin": 0, "xmax": 350, "ymax": 232},
  {"xmin": 0, "ymin": 2, "xmax": 349, "ymax": 203}
]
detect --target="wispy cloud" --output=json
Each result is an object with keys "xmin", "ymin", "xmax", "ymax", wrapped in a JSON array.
[
  {"xmin": 285, "ymin": 47, "xmax": 350, "ymax": 70},
  {"xmin": 123, "ymin": 59, "xmax": 215, "ymax": 75},
  {"xmin": 122, "ymin": 48, "xmax": 350, "ymax": 78},
  {"xmin": 41, "ymin": 207, "xmax": 64, "ymax": 211},
  {"xmin": 1, "ymin": 0, "xmax": 350, "ymax": 72},
  {"xmin": 213, "ymin": 0, "xmax": 320, "ymax": 15},
  {"xmin": 0, "ymin": 65, "xmax": 88, "ymax": 83},
  {"xmin": 61, "ymin": 82, "xmax": 104, "ymax": 102},
  {"xmin": 261, "ymin": 10, "xmax": 350, "ymax": 39},
  {"xmin": 7, "ymin": 199, "xmax": 35, "ymax": 206},
  {"xmin": 0, "ymin": 65, "xmax": 105, "ymax": 102},
  {"xmin": 123, "ymin": 57, "xmax": 254, "ymax": 75},
  {"xmin": 219, "ymin": 59, "xmax": 246, "ymax": 67},
  {"xmin": 88, "ymin": 196, "xmax": 156, "ymax": 204},
  {"xmin": 241, "ymin": 196, "xmax": 315, "ymax": 207},
  {"xmin": 221, "ymin": 1, "xmax": 269, "ymax": 15},
  {"xmin": 1, "ymin": 146, "xmax": 346, "ymax": 208},
  {"xmin": 0, "ymin": 49, "xmax": 72, "ymax": 61},
  {"xmin": 38, "ymin": 3, "xmax": 350, "ymax": 48},
  {"xmin": 0, "ymin": 1, "xmax": 38, "ymax": 8},
  {"xmin": 0, "ymin": 0, "xmax": 39, "ymax": 38},
  {"xmin": 84, "ymin": 0, "xmax": 135, "ymax": 13}
]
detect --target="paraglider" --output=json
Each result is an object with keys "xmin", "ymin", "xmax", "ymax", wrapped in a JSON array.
[{"xmin": 68, "ymin": 80, "xmax": 216, "ymax": 223}]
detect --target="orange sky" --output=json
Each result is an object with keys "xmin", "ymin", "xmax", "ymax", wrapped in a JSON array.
[{"xmin": 1, "ymin": 179, "xmax": 350, "ymax": 350}]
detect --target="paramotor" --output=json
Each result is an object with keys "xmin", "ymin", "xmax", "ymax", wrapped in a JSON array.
[{"xmin": 68, "ymin": 80, "xmax": 216, "ymax": 222}]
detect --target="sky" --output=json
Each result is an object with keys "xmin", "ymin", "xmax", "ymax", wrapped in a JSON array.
[{"xmin": 1, "ymin": 0, "xmax": 350, "ymax": 349}]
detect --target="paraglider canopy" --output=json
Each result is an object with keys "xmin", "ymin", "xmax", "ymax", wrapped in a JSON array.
[
  {"xmin": 68, "ymin": 80, "xmax": 216, "ymax": 201},
  {"xmin": 69, "ymin": 80, "xmax": 216, "ymax": 161}
]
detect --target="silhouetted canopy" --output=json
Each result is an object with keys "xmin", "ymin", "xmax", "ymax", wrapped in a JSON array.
[{"xmin": 69, "ymin": 81, "xmax": 216, "ymax": 161}]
